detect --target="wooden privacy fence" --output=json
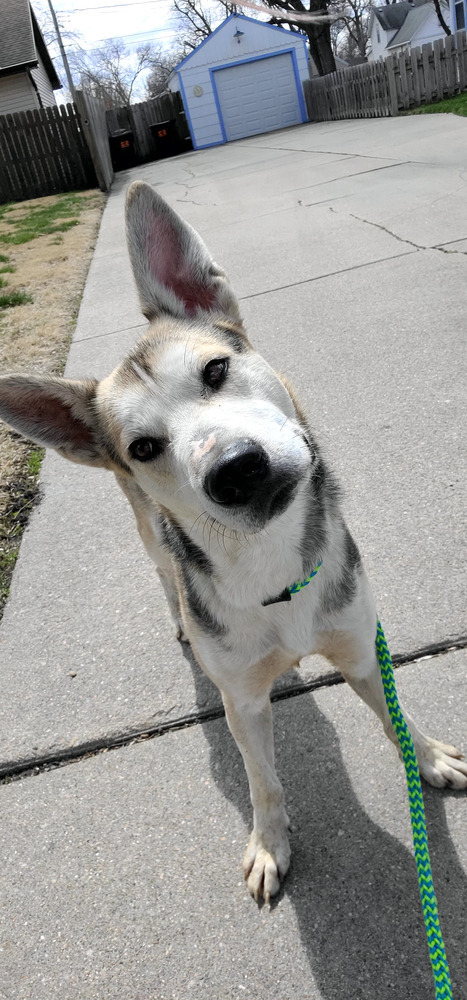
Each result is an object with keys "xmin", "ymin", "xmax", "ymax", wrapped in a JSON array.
[
  {"xmin": 388, "ymin": 28, "xmax": 467, "ymax": 111},
  {"xmin": 304, "ymin": 28, "xmax": 467, "ymax": 121},
  {"xmin": 106, "ymin": 91, "xmax": 190, "ymax": 163},
  {"xmin": 304, "ymin": 60, "xmax": 391, "ymax": 120},
  {"xmin": 0, "ymin": 103, "xmax": 97, "ymax": 204}
]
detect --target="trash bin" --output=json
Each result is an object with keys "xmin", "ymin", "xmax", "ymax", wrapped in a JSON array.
[
  {"xmin": 108, "ymin": 130, "xmax": 136, "ymax": 171},
  {"xmin": 149, "ymin": 120, "xmax": 180, "ymax": 159},
  {"xmin": 178, "ymin": 111, "xmax": 193, "ymax": 152}
]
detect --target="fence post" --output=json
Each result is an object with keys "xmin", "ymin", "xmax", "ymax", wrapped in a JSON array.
[
  {"xmin": 385, "ymin": 54, "xmax": 399, "ymax": 115},
  {"xmin": 421, "ymin": 43, "xmax": 435, "ymax": 104},
  {"xmin": 432, "ymin": 38, "xmax": 445, "ymax": 100},
  {"xmin": 456, "ymin": 28, "xmax": 467, "ymax": 91},
  {"xmin": 75, "ymin": 90, "xmax": 113, "ymax": 193}
]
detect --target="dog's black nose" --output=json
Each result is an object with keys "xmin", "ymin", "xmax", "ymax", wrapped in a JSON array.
[{"xmin": 205, "ymin": 441, "xmax": 269, "ymax": 506}]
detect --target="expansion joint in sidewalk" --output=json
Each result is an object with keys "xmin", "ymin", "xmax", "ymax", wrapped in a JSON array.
[
  {"xmin": 1, "ymin": 635, "xmax": 465, "ymax": 786},
  {"xmin": 238, "ymin": 249, "xmax": 417, "ymax": 301}
]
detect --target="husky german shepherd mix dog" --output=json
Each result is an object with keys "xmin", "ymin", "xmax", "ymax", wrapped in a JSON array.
[{"xmin": 0, "ymin": 182, "xmax": 465, "ymax": 902}]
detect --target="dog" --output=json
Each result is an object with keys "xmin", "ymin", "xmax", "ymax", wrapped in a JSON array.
[{"xmin": 0, "ymin": 181, "xmax": 465, "ymax": 902}]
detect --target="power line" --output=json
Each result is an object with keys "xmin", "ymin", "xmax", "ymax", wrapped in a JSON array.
[
  {"xmin": 91, "ymin": 30, "xmax": 177, "ymax": 40},
  {"xmin": 62, "ymin": 1, "xmax": 174, "ymax": 11}
]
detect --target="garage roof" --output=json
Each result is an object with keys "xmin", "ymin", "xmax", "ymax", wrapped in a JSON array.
[{"xmin": 173, "ymin": 13, "xmax": 306, "ymax": 73}]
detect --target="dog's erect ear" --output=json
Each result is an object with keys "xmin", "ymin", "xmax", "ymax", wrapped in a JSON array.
[
  {"xmin": 0, "ymin": 374, "xmax": 112, "ymax": 468},
  {"xmin": 125, "ymin": 181, "xmax": 241, "ymax": 324}
]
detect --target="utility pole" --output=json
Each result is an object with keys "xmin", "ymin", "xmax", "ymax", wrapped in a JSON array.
[{"xmin": 46, "ymin": 0, "xmax": 77, "ymax": 101}]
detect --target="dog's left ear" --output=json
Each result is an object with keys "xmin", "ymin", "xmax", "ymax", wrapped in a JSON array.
[{"xmin": 126, "ymin": 181, "xmax": 241, "ymax": 324}]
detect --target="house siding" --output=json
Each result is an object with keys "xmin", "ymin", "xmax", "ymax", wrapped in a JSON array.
[
  {"xmin": 170, "ymin": 16, "xmax": 308, "ymax": 149},
  {"xmin": 369, "ymin": 24, "xmax": 397, "ymax": 61},
  {"xmin": 388, "ymin": 7, "xmax": 450, "ymax": 53},
  {"xmin": 369, "ymin": 4, "xmax": 453, "ymax": 61},
  {"xmin": 0, "ymin": 70, "xmax": 38, "ymax": 115},
  {"xmin": 30, "ymin": 52, "xmax": 57, "ymax": 107}
]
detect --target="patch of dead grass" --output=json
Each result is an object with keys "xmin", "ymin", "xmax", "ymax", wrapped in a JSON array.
[{"xmin": 0, "ymin": 188, "xmax": 106, "ymax": 612}]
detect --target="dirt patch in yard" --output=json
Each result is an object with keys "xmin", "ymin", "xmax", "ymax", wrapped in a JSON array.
[{"xmin": 0, "ymin": 188, "xmax": 106, "ymax": 615}]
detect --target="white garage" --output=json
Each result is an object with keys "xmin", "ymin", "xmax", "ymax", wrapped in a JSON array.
[{"xmin": 168, "ymin": 14, "xmax": 309, "ymax": 150}]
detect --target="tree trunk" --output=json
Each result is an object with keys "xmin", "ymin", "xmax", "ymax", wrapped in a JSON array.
[
  {"xmin": 305, "ymin": 21, "xmax": 337, "ymax": 75},
  {"xmin": 432, "ymin": 0, "xmax": 451, "ymax": 34},
  {"xmin": 265, "ymin": 0, "xmax": 337, "ymax": 76}
]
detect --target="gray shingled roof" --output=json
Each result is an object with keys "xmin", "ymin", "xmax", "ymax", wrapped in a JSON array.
[
  {"xmin": 387, "ymin": 3, "xmax": 431, "ymax": 46},
  {"xmin": 373, "ymin": 0, "xmax": 429, "ymax": 32},
  {"xmin": 0, "ymin": 0, "xmax": 61, "ymax": 87}
]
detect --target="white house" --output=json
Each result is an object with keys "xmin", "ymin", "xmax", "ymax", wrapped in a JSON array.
[
  {"xmin": 0, "ymin": 0, "xmax": 61, "ymax": 117},
  {"xmin": 368, "ymin": 0, "xmax": 451, "ymax": 61},
  {"xmin": 168, "ymin": 14, "xmax": 309, "ymax": 150}
]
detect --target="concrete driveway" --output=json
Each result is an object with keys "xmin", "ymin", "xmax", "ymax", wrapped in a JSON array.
[{"xmin": 1, "ymin": 115, "xmax": 466, "ymax": 1000}]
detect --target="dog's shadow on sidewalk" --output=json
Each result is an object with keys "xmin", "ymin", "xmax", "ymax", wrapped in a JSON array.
[{"xmin": 183, "ymin": 645, "xmax": 467, "ymax": 1000}]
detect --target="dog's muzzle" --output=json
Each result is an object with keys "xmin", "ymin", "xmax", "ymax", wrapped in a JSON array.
[{"xmin": 204, "ymin": 439, "xmax": 298, "ymax": 520}]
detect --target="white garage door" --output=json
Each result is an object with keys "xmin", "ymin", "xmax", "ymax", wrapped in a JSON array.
[{"xmin": 213, "ymin": 53, "xmax": 303, "ymax": 141}]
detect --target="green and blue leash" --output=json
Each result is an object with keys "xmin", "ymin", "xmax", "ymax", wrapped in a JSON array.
[
  {"xmin": 284, "ymin": 563, "xmax": 452, "ymax": 999},
  {"xmin": 376, "ymin": 618, "xmax": 452, "ymax": 999}
]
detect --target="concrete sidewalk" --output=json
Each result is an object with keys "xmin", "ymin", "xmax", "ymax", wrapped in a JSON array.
[{"xmin": 1, "ymin": 116, "xmax": 466, "ymax": 999}]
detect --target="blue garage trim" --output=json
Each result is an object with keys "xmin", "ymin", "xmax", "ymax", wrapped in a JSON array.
[
  {"xmin": 210, "ymin": 48, "xmax": 307, "ymax": 140},
  {"xmin": 290, "ymin": 47, "xmax": 308, "ymax": 123},
  {"xmin": 177, "ymin": 71, "xmax": 199, "ymax": 150},
  {"xmin": 209, "ymin": 66, "xmax": 228, "ymax": 143},
  {"xmin": 196, "ymin": 140, "xmax": 228, "ymax": 149}
]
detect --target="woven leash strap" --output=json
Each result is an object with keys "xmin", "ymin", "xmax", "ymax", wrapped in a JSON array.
[
  {"xmin": 288, "ymin": 559, "xmax": 323, "ymax": 595},
  {"xmin": 376, "ymin": 620, "xmax": 453, "ymax": 1000}
]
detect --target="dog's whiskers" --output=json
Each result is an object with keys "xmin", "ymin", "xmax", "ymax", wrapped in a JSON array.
[{"xmin": 174, "ymin": 478, "xmax": 192, "ymax": 496}]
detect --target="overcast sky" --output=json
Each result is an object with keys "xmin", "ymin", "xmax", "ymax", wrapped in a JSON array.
[{"xmin": 33, "ymin": 0, "xmax": 180, "ymax": 52}]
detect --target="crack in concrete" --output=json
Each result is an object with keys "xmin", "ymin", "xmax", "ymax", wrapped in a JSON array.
[
  {"xmin": 349, "ymin": 212, "xmax": 422, "ymax": 249},
  {"xmin": 1, "ymin": 635, "xmax": 465, "ymax": 784},
  {"xmin": 350, "ymin": 212, "xmax": 467, "ymax": 257},
  {"xmin": 434, "ymin": 243, "xmax": 467, "ymax": 257}
]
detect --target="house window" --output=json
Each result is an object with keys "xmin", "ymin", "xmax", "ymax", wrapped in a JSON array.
[
  {"xmin": 377, "ymin": 28, "xmax": 381, "ymax": 43},
  {"xmin": 455, "ymin": 0, "xmax": 465, "ymax": 29}
]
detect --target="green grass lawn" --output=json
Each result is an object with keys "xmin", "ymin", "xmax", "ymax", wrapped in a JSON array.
[
  {"xmin": 0, "ymin": 191, "xmax": 89, "ymax": 245},
  {"xmin": 408, "ymin": 91, "xmax": 467, "ymax": 116}
]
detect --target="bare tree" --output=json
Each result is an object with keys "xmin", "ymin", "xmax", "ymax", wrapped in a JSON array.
[
  {"xmin": 331, "ymin": 0, "xmax": 371, "ymax": 61},
  {"xmin": 69, "ymin": 39, "xmax": 156, "ymax": 108},
  {"xmin": 235, "ymin": 0, "xmax": 337, "ymax": 74},
  {"xmin": 145, "ymin": 46, "xmax": 185, "ymax": 98},
  {"xmin": 34, "ymin": 0, "xmax": 81, "ymax": 50},
  {"xmin": 34, "ymin": 0, "xmax": 83, "ymax": 98},
  {"xmin": 173, "ymin": 0, "xmax": 240, "ymax": 50}
]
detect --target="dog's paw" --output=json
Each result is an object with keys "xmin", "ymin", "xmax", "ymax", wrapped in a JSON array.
[
  {"xmin": 175, "ymin": 622, "xmax": 189, "ymax": 643},
  {"xmin": 418, "ymin": 738, "xmax": 467, "ymax": 789},
  {"xmin": 243, "ymin": 828, "xmax": 291, "ymax": 903}
]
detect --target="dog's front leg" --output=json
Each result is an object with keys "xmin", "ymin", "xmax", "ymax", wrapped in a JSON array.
[
  {"xmin": 341, "ymin": 650, "xmax": 467, "ymax": 788},
  {"xmin": 207, "ymin": 648, "xmax": 297, "ymax": 902},
  {"xmin": 319, "ymin": 615, "xmax": 467, "ymax": 789},
  {"xmin": 222, "ymin": 686, "xmax": 290, "ymax": 903}
]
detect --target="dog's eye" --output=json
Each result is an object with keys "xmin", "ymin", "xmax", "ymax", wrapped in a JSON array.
[
  {"xmin": 129, "ymin": 437, "xmax": 164, "ymax": 462},
  {"xmin": 203, "ymin": 358, "xmax": 228, "ymax": 389}
]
